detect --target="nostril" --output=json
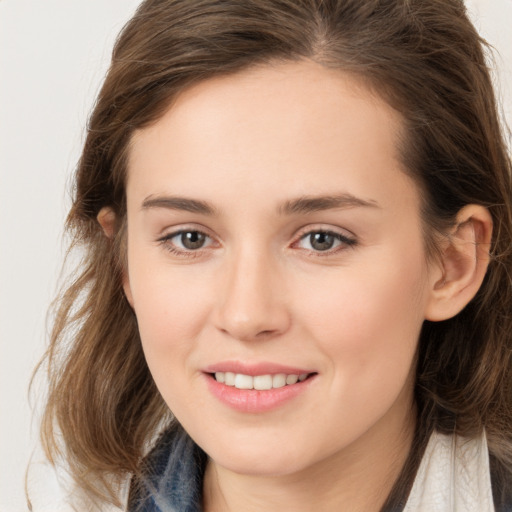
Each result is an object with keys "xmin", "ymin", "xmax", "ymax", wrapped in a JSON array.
[{"xmin": 255, "ymin": 329, "xmax": 277, "ymax": 338}]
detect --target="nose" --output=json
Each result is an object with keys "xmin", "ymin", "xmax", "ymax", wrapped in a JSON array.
[{"xmin": 213, "ymin": 247, "xmax": 291, "ymax": 342}]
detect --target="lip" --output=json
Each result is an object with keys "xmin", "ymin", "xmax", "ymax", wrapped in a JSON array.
[
  {"xmin": 203, "ymin": 361, "xmax": 317, "ymax": 413},
  {"xmin": 203, "ymin": 360, "xmax": 314, "ymax": 376}
]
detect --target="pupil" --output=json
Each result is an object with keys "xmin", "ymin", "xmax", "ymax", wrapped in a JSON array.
[
  {"xmin": 310, "ymin": 232, "xmax": 334, "ymax": 251},
  {"xmin": 181, "ymin": 231, "xmax": 205, "ymax": 249}
]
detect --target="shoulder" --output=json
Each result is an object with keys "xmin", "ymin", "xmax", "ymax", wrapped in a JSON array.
[
  {"xmin": 127, "ymin": 424, "xmax": 206, "ymax": 512},
  {"xmin": 490, "ymin": 450, "xmax": 512, "ymax": 512},
  {"xmin": 27, "ymin": 451, "xmax": 126, "ymax": 512},
  {"xmin": 404, "ymin": 431, "xmax": 495, "ymax": 512}
]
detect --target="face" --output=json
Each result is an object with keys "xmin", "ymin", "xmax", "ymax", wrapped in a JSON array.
[{"xmin": 124, "ymin": 61, "xmax": 437, "ymax": 477}]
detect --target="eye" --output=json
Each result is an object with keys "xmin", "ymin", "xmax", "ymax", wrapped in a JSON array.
[
  {"xmin": 296, "ymin": 230, "xmax": 356, "ymax": 252},
  {"xmin": 158, "ymin": 230, "xmax": 213, "ymax": 252},
  {"xmin": 176, "ymin": 231, "xmax": 208, "ymax": 250}
]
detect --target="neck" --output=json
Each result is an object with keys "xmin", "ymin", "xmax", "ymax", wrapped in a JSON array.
[{"xmin": 203, "ymin": 403, "xmax": 416, "ymax": 512}]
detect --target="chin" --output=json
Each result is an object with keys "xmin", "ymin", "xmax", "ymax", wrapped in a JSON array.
[{"xmin": 203, "ymin": 437, "xmax": 318, "ymax": 477}]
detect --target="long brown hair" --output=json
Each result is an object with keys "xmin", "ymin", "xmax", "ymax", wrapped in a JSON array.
[{"xmin": 36, "ymin": 0, "xmax": 512, "ymax": 509}]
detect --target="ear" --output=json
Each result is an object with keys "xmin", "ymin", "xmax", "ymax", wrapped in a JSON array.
[
  {"xmin": 97, "ymin": 206, "xmax": 116, "ymax": 239},
  {"xmin": 97, "ymin": 207, "xmax": 134, "ymax": 307},
  {"xmin": 425, "ymin": 205, "xmax": 492, "ymax": 322}
]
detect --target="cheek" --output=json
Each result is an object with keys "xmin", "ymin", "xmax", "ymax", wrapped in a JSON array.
[
  {"xmin": 295, "ymin": 250, "xmax": 428, "ymax": 375},
  {"xmin": 126, "ymin": 244, "xmax": 214, "ymax": 361},
  {"xmin": 127, "ymin": 266, "xmax": 215, "ymax": 410},
  {"xmin": 288, "ymin": 254, "xmax": 427, "ymax": 442}
]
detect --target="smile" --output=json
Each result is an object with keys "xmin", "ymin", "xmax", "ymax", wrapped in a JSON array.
[
  {"xmin": 214, "ymin": 372, "xmax": 309, "ymax": 390},
  {"xmin": 205, "ymin": 368, "xmax": 317, "ymax": 413}
]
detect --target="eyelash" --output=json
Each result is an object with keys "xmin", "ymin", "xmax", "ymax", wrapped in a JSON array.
[
  {"xmin": 157, "ymin": 229, "xmax": 215, "ymax": 259},
  {"xmin": 157, "ymin": 228, "xmax": 357, "ymax": 259},
  {"xmin": 292, "ymin": 229, "xmax": 357, "ymax": 257}
]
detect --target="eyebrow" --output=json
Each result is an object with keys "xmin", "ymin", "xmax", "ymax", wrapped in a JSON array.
[
  {"xmin": 141, "ymin": 193, "xmax": 379, "ymax": 216},
  {"xmin": 279, "ymin": 194, "xmax": 380, "ymax": 215},
  {"xmin": 141, "ymin": 195, "xmax": 217, "ymax": 215}
]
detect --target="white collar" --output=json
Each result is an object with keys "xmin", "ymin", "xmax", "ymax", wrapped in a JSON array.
[{"xmin": 404, "ymin": 430, "xmax": 495, "ymax": 511}]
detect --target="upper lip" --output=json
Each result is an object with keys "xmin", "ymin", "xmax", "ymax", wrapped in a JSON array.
[{"xmin": 203, "ymin": 361, "xmax": 314, "ymax": 376}]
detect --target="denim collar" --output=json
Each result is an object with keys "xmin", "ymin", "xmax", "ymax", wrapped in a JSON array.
[{"xmin": 128, "ymin": 425, "xmax": 206, "ymax": 512}]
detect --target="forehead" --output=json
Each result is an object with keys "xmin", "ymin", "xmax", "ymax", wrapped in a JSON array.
[{"xmin": 127, "ymin": 60, "xmax": 416, "ymax": 214}]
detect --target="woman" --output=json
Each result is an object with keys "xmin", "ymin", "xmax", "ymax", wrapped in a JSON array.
[{"xmin": 35, "ymin": 0, "xmax": 512, "ymax": 510}]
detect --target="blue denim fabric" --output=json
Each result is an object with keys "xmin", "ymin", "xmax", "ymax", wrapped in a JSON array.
[{"xmin": 128, "ymin": 425, "xmax": 206, "ymax": 512}]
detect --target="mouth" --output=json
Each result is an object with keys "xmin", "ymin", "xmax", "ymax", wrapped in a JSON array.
[
  {"xmin": 203, "ymin": 362, "xmax": 317, "ymax": 412},
  {"xmin": 210, "ymin": 371, "xmax": 315, "ymax": 390},
  {"xmin": 204, "ymin": 368, "xmax": 317, "ymax": 413}
]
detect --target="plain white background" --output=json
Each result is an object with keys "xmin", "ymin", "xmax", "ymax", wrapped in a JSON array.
[{"xmin": 0, "ymin": 1, "xmax": 511, "ymax": 510}]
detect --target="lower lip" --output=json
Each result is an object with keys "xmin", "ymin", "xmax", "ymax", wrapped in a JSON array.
[{"xmin": 205, "ymin": 374, "xmax": 315, "ymax": 413}]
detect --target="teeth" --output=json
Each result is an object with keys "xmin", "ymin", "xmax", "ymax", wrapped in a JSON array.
[
  {"xmin": 272, "ymin": 373, "xmax": 286, "ymax": 388},
  {"xmin": 254, "ymin": 375, "xmax": 273, "ymax": 390},
  {"xmin": 225, "ymin": 372, "xmax": 236, "ymax": 386},
  {"xmin": 234, "ymin": 373, "xmax": 253, "ymax": 389},
  {"xmin": 214, "ymin": 372, "xmax": 310, "ymax": 389},
  {"xmin": 286, "ymin": 374, "xmax": 298, "ymax": 385}
]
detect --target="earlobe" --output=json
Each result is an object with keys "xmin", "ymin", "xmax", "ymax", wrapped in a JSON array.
[
  {"xmin": 97, "ymin": 207, "xmax": 135, "ymax": 308},
  {"xmin": 425, "ymin": 205, "xmax": 493, "ymax": 322}
]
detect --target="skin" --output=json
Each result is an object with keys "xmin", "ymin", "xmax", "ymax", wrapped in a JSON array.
[{"xmin": 111, "ymin": 60, "xmax": 492, "ymax": 511}]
